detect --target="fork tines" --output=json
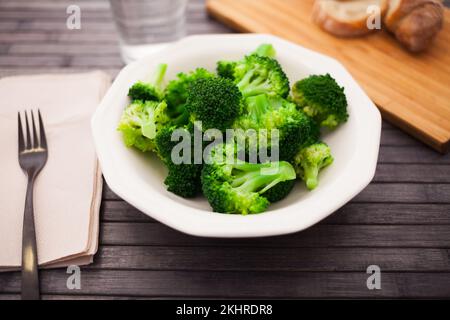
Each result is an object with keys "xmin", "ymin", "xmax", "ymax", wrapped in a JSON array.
[{"xmin": 18, "ymin": 110, "xmax": 47, "ymax": 152}]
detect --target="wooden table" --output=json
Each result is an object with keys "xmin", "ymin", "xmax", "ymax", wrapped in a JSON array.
[{"xmin": 0, "ymin": 0, "xmax": 449, "ymax": 299}]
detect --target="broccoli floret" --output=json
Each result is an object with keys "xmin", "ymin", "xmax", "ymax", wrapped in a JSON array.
[
  {"xmin": 164, "ymin": 68, "xmax": 215, "ymax": 125},
  {"xmin": 291, "ymin": 74, "xmax": 348, "ymax": 129},
  {"xmin": 232, "ymin": 54, "xmax": 290, "ymax": 98},
  {"xmin": 300, "ymin": 118, "xmax": 320, "ymax": 149},
  {"xmin": 261, "ymin": 179, "xmax": 295, "ymax": 202},
  {"xmin": 164, "ymin": 162, "xmax": 203, "ymax": 198},
  {"xmin": 117, "ymin": 100, "xmax": 169, "ymax": 152},
  {"xmin": 201, "ymin": 143, "xmax": 296, "ymax": 215},
  {"xmin": 217, "ymin": 43, "xmax": 276, "ymax": 79},
  {"xmin": 155, "ymin": 125, "xmax": 178, "ymax": 161},
  {"xmin": 253, "ymin": 43, "xmax": 276, "ymax": 58},
  {"xmin": 155, "ymin": 124, "xmax": 203, "ymax": 198},
  {"xmin": 128, "ymin": 63, "xmax": 167, "ymax": 101},
  {"xmin": 234, "ymin": 94, "xmax": 319, "ymax": 161},
  {"xmin": 186, "ymin": 77, "xmax": 242, "ymax": 132},
  {"xmin": 293, "ymin": 142, "xmax": 334, "ymax": 190},
  {"xmin": 217, "ymin": 60, "xmax": 237, "ymax": 79}
]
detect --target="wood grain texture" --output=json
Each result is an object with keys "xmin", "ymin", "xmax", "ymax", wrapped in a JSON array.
[
  {"xmin": 89, "ymin": 246, "xmax": 450, "ymax": 271},
  {"xmin": 0, "ymin": 0, "xmax": 450, "ymax": 300},
  {"xmin": 1, "ymin": 270, "xmax": 450, "ymax": 298},
  {"xmin": 100, "ymin": 223, "xmax": 450, "ymax": 248},
  {"xmin": 206, "ymin": 0, "xmax": 450, "ymax": 153}
]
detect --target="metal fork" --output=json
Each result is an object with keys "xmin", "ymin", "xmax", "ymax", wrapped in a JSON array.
[{"xmin": 17, "ymin": 110, "xmax": 48, "ymax": 300}]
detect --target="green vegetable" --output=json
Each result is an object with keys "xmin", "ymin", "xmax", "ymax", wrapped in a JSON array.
[
  {"xmin": 117, "ymin": 44, "xmax": 349, "ymax": 212},
  {"xmin": 217, "ymin": 43, "xmax": 276, "ymax": 79},
  {"xmin": 253, "ymin": 43, "xmax": 276, "ymax": 58},
  {"xmin": 233, "ymin": 94, "xmax": 319, "ymax": 161},
  {"xmin": 201, "ymin": 143, "xmax": 296, "ymax": 215},
  {"xmin": 164, "ymin": 68, "xmax": 215, "ymax": 125},
  {"xmin": 233, "ymin": 54, "xmax": 290, "ymax": 98},
  {"xmin": 186, "ymin": 77, "xmax": 242, "ymax": 132},
  {"xmin": 261, "ymin": 179, "xmax": 296, "ymax": 203},
  {"xmin": 128, "ymin": 63, "xmax": 167, "ymax": 102},
  {"xmin": 217, "ymin": 45, "xmax": 289, "ymax": 98},
  {"xmin": 293, "ymin": 142, "xmax": 334, "ymax": 190},
  {"xmin": 117, "ymin": 100, "xmax": 169, "ymax": 152},
  {"xmin": 155, "ymin": 124, "xmax": 203, "ymax": 198},
  {"xmin": 291, "ymin": 74, "xmax": 348, "ymax": 129},
  {"xmin": 164, "ymin": 162, "xmax": 203, "ymax": 198},
  {"xmin": 217, "ymin": 60, "xmax": 237, "ymax": 80}
]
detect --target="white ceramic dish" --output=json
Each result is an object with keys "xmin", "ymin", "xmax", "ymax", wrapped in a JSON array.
[{"xmin": 92, "ymin": 34, "xmax": 381, "ymax": 238}]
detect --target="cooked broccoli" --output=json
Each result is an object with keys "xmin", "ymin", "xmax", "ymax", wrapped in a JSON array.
[
  {"xmin": 293, "ymin": 142, "xmax": 334, "ymax": 190},
  {"xmin": 232, "ymin": 54, "xmax": 290, "ymax": 98},
  {"xmin": 261, "ymin": 179, "xmax": 296, "ymax": 203},
  {"xmin": 186, "ymin": 77, "xmax": 242, "ymax": 132},
  {"xmin": 155, "ymin": 124, "xmax": 203, "ymax": 198},
  {"xmin": 217, "ymin": 60, "xmax": 237, "ymax": 79},
  {"xmin": 253, "ymin": 43, "xmax": 276, "ymax": 58},
  {"xmin": 234, "ymin": 94, "xmax": 319, "ymax": 161},
  {"xmin": 164, "ymin": 162, "xmax": 203, "ymax": 198},
  {"xmin": 291, "ymin": 74, "xmax": 348, "ymax": 129},
  {"xmin": 128, "ymin": 63, "xmax": 167, "ymax": 102},
  {"xmin": 201, "ymin": 143, "xmax": 297, "ymax": 215},
  {"xmin": 117, "ymin": 100, "xmax": 169, "ymax": 152},
  {"xmin": 164, "ymin": 68, "xmax": 215, "ymax": 125},
  {"xmin": 217, "ymin": 52, "xmax": 289, "ymax": 98},
  {"xmin": 117, "ymin": 46, "xmax": 348, "ymax": 212},
  {"xmin": 217, "ymin": 43, "xmax": 276, "ymax": 79}
]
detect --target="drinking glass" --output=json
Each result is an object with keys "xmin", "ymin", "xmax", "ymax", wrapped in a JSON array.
[{"xmin": 109, "ymin": 0, "xmax": 188, "ymax": 63}]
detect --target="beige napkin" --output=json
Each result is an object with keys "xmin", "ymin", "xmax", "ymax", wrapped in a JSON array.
[{"xmin": 0, "ymin": 71, "xmax": 111, "ymax": 270}]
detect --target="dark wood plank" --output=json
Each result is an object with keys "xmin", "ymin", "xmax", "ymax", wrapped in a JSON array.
[
  {"xmin": 0, "ymin": 44, "xmax": 9, "ymax": 55},
  {"xmin": 0, "ymin": 67, "xmax": 120, "ymax": 78},
  {"xmin": 0, "ymin": 55, "xmax": 68, "ymax": 67},
  {"xmin": 102, "ymin": 201, "xmax": 154, "ymax": 222},
  {"xmin": 69, "ymin": 55, "xmax": 123, "ymax": 68},
  {"xmin": 0, "ymin": 21, "xmax": 19, "ymax": 31},
  {"xmin": 9, "ymin": 44, "xmax": 120, "ymax": 55},
  {"xmin": 380, "ymin": 129, "xmax": 423, "ymax": 147},
  {"xmin": 0, "ymin": 0, "xmax": 109, "ymax": 10},
  {"xmin": 381, "ymin": 121, "xmax": 396, "ymax": 130},
  {"xmin": 0, "ymin": 32, "xmax": 50, "ymax": 43},
  {"xmin": 53, "ymin": 32, "xmax": 120, "ymax": 44},
  {"xmin": 0, "ymin": 294, "xmax": 142, "ymax": 300},
  {"xmin": 0, "ymin": 10, "xmax": 112, "ymax": 21},
  {"xmin": 2, "ymin": 21, "xmax": 226, "ymax": 36},
  {"xmin": 0, "ymin": 21, "xmax": 116, "ymax": 32},
  {"xmin": 100, "ymin": 223, "xmax": 450, "ymax": 248},
  {"xmin": 1, "ymin": 270, "xmax": 450, "ymax": 298},
  {"xmin": 379, "ymin": 146, "xmax": 450, "ymax": 164},
  {"xmin": 373, "ymin": 164, "xmax": 450, "ymax": 183},
  {"xmin": 353, "ymin": 184, "xmax": 450, "ymax": 203},
  {"xmin": 326, "ymin": 203, "xmax": 450, "ymax": 225},
  {"xmin": 101, "ymin": 201, "xmax": 450, "ymax": 225},
  {"xmin": 0, "ymin": 32, "xmax": 117, "ymax": 44},
  {"xmin": 91, "ymin": 246, "xmax": 450, "ymax": 272}
]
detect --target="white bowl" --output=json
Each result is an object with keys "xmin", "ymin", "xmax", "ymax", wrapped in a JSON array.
[{"xmin": 92, "ymin": 34, "xmax": 381, "ymax": 238}]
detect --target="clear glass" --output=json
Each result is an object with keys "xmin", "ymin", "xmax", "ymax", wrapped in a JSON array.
[{"xmin": 109, "ymin": 0, "xmax": 188, "ymax": 63}]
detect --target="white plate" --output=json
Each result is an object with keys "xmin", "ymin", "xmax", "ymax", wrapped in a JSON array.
[{"xmin": 91, "ymin": 34, "xmax": 381, "ymax": 238}]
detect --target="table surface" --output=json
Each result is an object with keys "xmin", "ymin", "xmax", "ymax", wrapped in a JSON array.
[{"xmin": 0, "ymin": 0, "xmax": 449, "ymax": 299}]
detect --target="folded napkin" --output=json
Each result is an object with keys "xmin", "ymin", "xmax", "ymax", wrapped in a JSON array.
[{"xmin": 0, "ymin": 72, "xmax": 111, "ymax": 270}]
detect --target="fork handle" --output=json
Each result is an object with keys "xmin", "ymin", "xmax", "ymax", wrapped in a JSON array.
[{"xmin": 21, "ymin": 176, "xmax": 40, "ymax": 300}]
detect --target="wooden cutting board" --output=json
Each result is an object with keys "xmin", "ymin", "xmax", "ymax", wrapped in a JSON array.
[{"xmin": 206, "ymin": 0, "xmax": 450, "ymax": 153}]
